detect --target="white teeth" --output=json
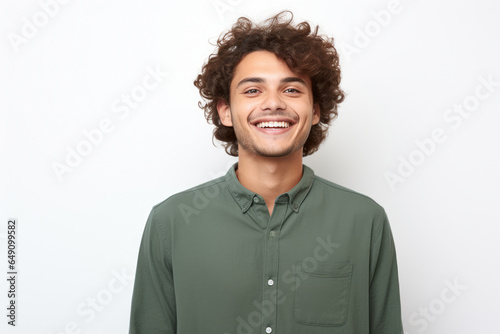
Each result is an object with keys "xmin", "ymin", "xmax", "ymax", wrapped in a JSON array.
[{"xmin": 256, "ymin": 121, "xmax": 290, "ymax": 128}]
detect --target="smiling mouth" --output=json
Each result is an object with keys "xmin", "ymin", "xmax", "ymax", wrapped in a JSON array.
[{"xmin": 255, "ymin": 121, "xmax": 291, "ymax": 128}]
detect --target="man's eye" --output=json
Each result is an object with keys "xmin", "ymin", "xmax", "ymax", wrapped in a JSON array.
[
  {"xmin": 284, "ymin": 88, "xmax": 300, "ymax": 93},
  {"xmin": 244, "ymin": 89, "xmax": 259, "ymax": 94}
]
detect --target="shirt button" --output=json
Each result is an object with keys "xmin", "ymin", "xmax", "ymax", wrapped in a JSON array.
[
  {"xmin": 265, "ymin": 327, "xmax": 272, "ymax": 333},
  {"xmin": 267, "ymin": 279, "xmax": 274, "ymax": 286},
  {"xmin": 253, "ymin": 196, "xmax": 260, "ymax": 203}
]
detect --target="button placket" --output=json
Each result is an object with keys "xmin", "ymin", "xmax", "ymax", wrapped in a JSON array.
[{"xmin": 260, "ymin": 195, "xmax": 289, "ymax": 334}]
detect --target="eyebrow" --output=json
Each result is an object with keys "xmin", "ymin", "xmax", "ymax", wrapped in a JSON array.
[{"xmin": 235, "ymin": 76, "xmax": 308, "ymax": 89}]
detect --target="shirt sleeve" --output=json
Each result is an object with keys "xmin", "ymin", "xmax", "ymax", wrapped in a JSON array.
[
  {"xmin": 129, "ymin": 207, "xmax": 176, "ymax": 333},
  {"xmin": 369, "ymin": 209, "xmax": 404, "ymax": 334}
]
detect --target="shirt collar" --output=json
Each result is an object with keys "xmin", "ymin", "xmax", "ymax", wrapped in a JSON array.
[{"xmin": 224, "ymin": 161, "xmax": 315, "ymax": 213}]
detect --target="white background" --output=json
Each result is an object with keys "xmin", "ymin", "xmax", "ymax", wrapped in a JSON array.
[{"xmin": 1, "ymin": 0, "xmax": 499, "ymax": 333}]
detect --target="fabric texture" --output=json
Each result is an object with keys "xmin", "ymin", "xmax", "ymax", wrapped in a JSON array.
[{"xmin": 129, "ymin": 162, "xmax": 404, "ymax": 333}]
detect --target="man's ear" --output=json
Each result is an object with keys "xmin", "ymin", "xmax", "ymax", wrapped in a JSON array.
[
  {"xmin": 312, "ymin": 103, "xmax": 321, "ymax": 125},
  {"xmin": 217, "ymin": 99, "xmax": 233, "ymax": 127}
]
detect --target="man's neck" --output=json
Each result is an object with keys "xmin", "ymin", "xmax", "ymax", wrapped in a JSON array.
[{"xmin": 235, "ymin": 148, "xmax": 304, "ymax": 215}]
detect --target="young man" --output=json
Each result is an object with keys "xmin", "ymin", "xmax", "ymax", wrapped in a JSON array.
[{"xmin": 129, "ymin": 11, "xmax": 404, "ymax": 334}]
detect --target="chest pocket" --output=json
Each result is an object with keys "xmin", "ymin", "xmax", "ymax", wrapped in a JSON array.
[{"xmin": 293, "ymin": 261, "xmax": 352, "ymax": 326}]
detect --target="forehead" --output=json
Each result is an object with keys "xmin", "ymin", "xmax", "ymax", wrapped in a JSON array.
[{"xmin": 231, "ymin": 50, "xmax": 311, "ymax": 87}]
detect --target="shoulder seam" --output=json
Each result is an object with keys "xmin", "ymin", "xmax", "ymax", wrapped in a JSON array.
[
  {"xmin": 313, "ymin": 176, "xmax": 382, "ymax": 207},
  {"xmin": 150, "ymin": 205, "xmax": 172, "ymax": 264}
]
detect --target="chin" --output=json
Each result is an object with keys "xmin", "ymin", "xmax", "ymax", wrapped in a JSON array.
[{"xmin": 254, "ymin": 146, "xmax": 298, "ymax": 158}]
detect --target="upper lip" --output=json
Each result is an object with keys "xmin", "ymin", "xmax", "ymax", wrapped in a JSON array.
[{"xmin": 251, "ymin": 118, "xmax": 296, "ymax": 126}]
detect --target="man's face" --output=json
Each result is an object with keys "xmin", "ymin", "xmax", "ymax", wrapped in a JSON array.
[{"xmin": 217, "ymin": 50, "xmax": 320, "ymax": 158}]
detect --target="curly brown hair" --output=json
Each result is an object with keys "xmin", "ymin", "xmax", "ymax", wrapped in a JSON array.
[{"xmin": 193, "ymin": 10, "xmax": 345, "ymax": 157}]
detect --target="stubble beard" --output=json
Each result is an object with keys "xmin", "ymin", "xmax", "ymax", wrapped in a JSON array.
[{"xmin": 233, "ymin": 123, "xmax": 309, "ymax": 158}]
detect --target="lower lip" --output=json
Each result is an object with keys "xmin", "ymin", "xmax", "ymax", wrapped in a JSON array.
[{"xmin": 253, "ymin": 124, "xmax": 293, "ymax": 135}]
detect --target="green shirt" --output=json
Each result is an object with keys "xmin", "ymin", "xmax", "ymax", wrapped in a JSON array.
[{"xmin": 129, "ymin": 162, "xmax": 403, "ymax": 334}]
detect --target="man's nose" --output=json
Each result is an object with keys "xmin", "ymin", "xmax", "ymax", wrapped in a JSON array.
[{"xmin": 260, "ymin": 90, "xmax": 286, "ymax": 111}]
